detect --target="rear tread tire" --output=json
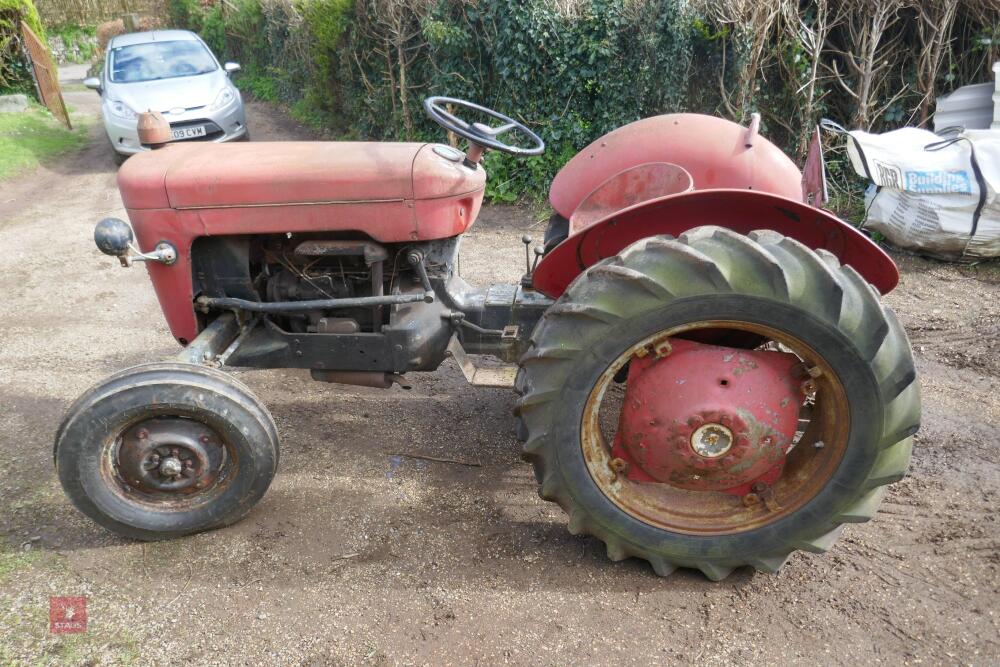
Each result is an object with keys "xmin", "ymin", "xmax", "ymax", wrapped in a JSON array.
[{"xmin": 516, "ymin": 227, "xmax": 919, "ymax": 580}]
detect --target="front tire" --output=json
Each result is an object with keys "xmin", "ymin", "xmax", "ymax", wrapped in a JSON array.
[
  {"xmin": 515, "ymin": 227, "xmax": 919, "ymax": 580},
  {"xmin": 55, "ymin": 363, "xmax": 279, "ymax": 540}
]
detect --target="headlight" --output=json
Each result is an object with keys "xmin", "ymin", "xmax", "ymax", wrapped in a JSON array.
[
  {"xmin": 107, "ymin": 100, "xmax": 137, "ymax": 121},
  {"xmin": 209, "ymin": 86, "xmax": 237, "ymax": 111}
]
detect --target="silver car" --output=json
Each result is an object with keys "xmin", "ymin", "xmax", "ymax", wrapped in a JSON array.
[{"xmin": 84, "ymin": 30, "xmax": 248, "ymax": 164}]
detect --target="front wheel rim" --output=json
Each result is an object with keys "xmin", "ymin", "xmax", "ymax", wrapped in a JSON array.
[
  {"xmin": 581, "ymin": 320, "xmax": 850, "ymax": 536},
  {"xmin": 103, "ymin": 415, "xmax": 236, "ymax": 510}
]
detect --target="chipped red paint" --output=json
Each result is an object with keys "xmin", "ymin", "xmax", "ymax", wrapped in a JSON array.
[
  {"xmin": 533, "ymin": 188, "xmax": 900, "ymax": 297},
  {"xmin": 568, "ymin": 162, "xmax": 693, "ymax": 235},
  {"xmin": 549, "ymin": 114, "xmax": 804, "ymax": 219},
  {"xmin": 117, "ymin": 141, "xmax": 485, "ymax": 343},
  {"xmin": 540, "ymin": 113, "xmax": 897, "ymax": 297},
  {"xmin": 610, "ymin": 338, "xmax": 802, "ymax": 495}
]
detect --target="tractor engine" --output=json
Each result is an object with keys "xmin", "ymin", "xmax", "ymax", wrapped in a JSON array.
[
  {"xmin": 259, "ymin": 238, "xmax": 390, "ymax": 334},
  {"xmin": 189, "ymin": 234, "xmax": 459, "ymax": 375}
]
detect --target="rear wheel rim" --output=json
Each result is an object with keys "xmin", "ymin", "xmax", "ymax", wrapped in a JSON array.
[{"xmin": 581, "ymin": 320, "xmax": 850, "ymax": 536}]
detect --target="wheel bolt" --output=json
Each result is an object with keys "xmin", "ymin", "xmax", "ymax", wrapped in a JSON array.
[
  {"xmin": 609, "ymin": 457, "xmax": 629, "ymax": 476},
  {"xmin": 137, "ymin": 429, "xmax": 148, "ymax": 440},
  {"xmin": 200, "ymin": 435, "xmax": 210, "ymax": 444}
]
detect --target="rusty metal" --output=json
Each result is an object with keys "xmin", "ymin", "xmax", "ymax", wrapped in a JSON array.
[
  {"xmin": 446, "ymin": 334, "xmax": 517, "ymax": 388},
  {"xmin": 137, "ymin": 111, "xmax": 171, "ymax": 147},
  {"xmin": 175, "ymin": 312, "xmax": 239, "ymax": 365},
  {"xmin": 309, "ymin": 370, "xmax": 406, "ymax": 388},
  {"xmin": 609, "ymin": 338, "xmax": 802, "ymax": 493},
  {"xmin": 580, "ymin": 320, "xmax": 850, "ymax": 536},
  {"xmin": 608, "ymin": 457, "xmax": 629, "ymax": 477},
  {"xmin": 293, "ymin": 240, "xmax": 389, "ymax": 265},
  {"xmin": 19, "ymin": 21, "xmax": 71, "ymax": 129},
  {"xmin": 113, "ymin": 418, "xmax": 229, "ymax": 497}
]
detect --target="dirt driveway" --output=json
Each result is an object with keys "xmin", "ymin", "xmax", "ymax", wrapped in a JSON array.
[{"xmin": 1, "ymin": 69, "xmax": 998, "ymax": 665}]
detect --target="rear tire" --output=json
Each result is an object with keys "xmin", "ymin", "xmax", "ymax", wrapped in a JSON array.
[
  {"xmin": 55, "ymin": 363, "xmax": 279, "ymax": 540},
  {"xmin": 515, "ymin": 227, "xmax": 919, "ymax": 579}
]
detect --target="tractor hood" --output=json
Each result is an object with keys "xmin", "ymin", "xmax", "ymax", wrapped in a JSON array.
[{"xmin": 117, "ymin": 141, "xmax": 486, "ymax": 211}]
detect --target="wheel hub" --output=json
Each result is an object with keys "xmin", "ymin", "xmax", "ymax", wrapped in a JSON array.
[
  {"xmin": 158, "ymin": 456, "xmax": 184, "ymax": 477},
  {"xmin": 116, "ymin": 418, "xmax": 226, "ymax": 494},
  {"xmin": 610, "ymin": 338, "xmax": 802, "ymax": 493},
  {"xmin": 690, "ymin": 423, "xmax": 733, "ymax": 458}
]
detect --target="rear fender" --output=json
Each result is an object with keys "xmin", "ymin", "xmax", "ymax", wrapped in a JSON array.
[
  {"xmin": 532, "ymin": 189, "xmax": 899, "ymax": 297},
  {"xmin": 549, "ymin": 113, "xmax": 804, "ymax": 219}
]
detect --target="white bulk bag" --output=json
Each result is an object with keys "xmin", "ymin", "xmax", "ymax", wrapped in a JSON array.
[{"xmin": 847, "ymin": 127, "xmax": 1000, "ymax": 260}]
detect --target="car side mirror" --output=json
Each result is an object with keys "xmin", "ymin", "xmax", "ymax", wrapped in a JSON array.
[
  {"xmin": 83, "ymin": 77, "xmax": 102, "ymax": 94},
  {"xmin": 223, "ymin": 62, "xmax": 241, "ymax": 75}
]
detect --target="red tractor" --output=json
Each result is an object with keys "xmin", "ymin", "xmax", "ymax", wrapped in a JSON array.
[{"xmin": 56, "ymin": 98, "xmax": 919, "ymax": 580}]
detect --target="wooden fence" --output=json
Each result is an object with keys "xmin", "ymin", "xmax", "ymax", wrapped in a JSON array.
[{"xmin": 20, "ymin": 20, "xmax": 71, "ymax": 128}]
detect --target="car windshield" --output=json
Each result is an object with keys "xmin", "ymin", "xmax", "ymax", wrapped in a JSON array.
[{"xmin": 109, "ymin": 40, "xmax": 216, "ymax": 83}]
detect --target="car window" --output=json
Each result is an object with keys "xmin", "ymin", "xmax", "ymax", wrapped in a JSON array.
[{"xmin": 109, "ymin": 40, "xmax": 217, "ymax": 83}]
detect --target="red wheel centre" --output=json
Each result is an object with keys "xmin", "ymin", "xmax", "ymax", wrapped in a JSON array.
[{"xmin": 610, "ymin": 338, "xmax": 802, "ymax": 495}]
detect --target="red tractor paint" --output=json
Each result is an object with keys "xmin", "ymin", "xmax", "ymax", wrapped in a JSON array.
[
  {"xmin": 537, "ymin": 113, "xmax": 897, "ymax": 298},
  {"xmin": 65, "ymin": 102, "xmax": 919, "ymax": 579},
  {"xmin": 532, "ymin": 188, "xmax": 900, "ymax": 298},
  {"xmin": 118, "ymin": 141, "xmax": 486, "ymax": 343},
  {"xmin": 610, "ymin": 338, "xmax": 802, "ymax": 495},
  {"xmin": 549, "ymin": 114, "xmax": 804, "ymax": 218},
  {"xmin": 568, "ymin": 162, "xmax": 693, "ymax": 234}
]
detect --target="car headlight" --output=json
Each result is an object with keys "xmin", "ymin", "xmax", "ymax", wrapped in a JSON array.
[
  {"xmin": 209, "ymin": 86, "xmax": 237, "ymax": 112},
  {"xmin": 107, "ymin": 100, "xmax": 137, "ymax": 121}
]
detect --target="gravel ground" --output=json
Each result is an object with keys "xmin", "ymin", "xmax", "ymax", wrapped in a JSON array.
[{"xmin": 0, "ymin": 67, "xmax": 998, "ymax": 665}]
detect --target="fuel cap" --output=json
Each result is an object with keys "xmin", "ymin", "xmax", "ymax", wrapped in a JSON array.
[{"xmin": 433, "ymin": 144, "xmax": 464, "ymax": 162}]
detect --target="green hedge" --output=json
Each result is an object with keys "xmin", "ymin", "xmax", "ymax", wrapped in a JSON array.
[
  {"xmin": 166, "ymin": 0, "xmax": 999, "ymax": 207},
  {"xmin": 1, "ymin": 0, "xmax": 46, "ymax": 94}
]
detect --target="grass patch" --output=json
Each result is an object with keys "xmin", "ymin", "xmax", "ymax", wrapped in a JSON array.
[
  {"xmin": 0, "ymin": 104, "xmax": 90, "ymax": 180},
  {"xmin": 0, "ymin": 537, "xmax": 143, "ymax": 666},
  {"xmin": 0, "ymin": 539, "xmax": 39, "ymax": 583}
]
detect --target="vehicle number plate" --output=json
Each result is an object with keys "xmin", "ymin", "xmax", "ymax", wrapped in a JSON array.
[{"xmin": 171, "ymin": 126, "xmax": 206, "ymax": 140}]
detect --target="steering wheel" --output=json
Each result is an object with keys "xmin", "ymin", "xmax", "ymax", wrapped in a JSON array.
[{"xmin": 424, "ymin": 96, "xmax": 545, "ymax": 159}]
